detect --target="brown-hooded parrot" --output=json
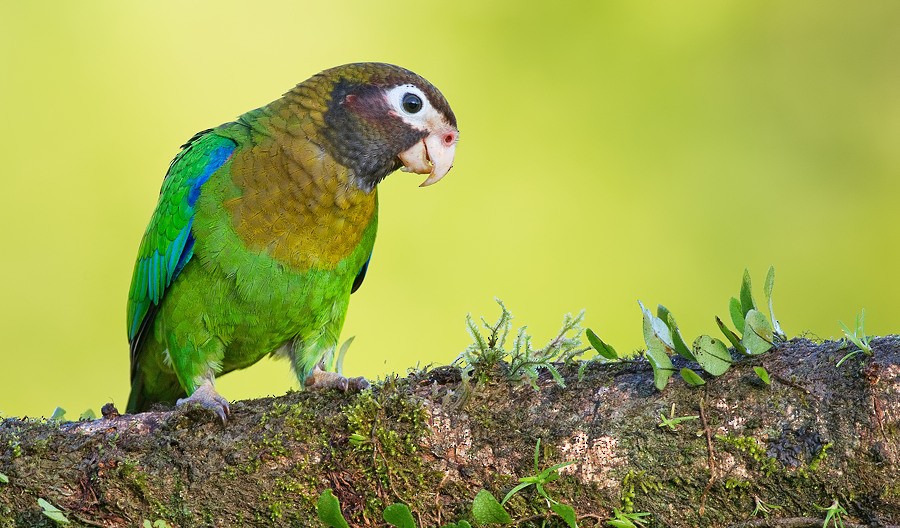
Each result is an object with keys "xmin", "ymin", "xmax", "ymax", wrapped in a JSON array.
[{"xmin": 125, "ymin": 63, "xmax": 458, "ymax": 419}]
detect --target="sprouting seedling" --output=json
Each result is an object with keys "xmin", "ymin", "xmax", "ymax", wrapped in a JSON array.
[
  {"xmin": 502, "ymin": 439, "xmax": 577, "ymax": 507},
  {"xmin": 750, "ymin": 495, "xmax": 781, "ymax": 517},
  {"xmin": 837, "ymin": 309, "xmax": 873, "ymax": 367},
  {"xmin": 639, "ymin": 302, "xmax": 733, "ymax": 389},
  {"xmin": 719, "ymin": 267, "xmax": 784, "ymax": 356},
  {"xmin": 657, "ymin": 403, "xmax": 699, "ymax": 431},
  {"xmin": 606, "ymin": 508, "xmax": 651, "ymax": 528},
  {"xmin": 470, "ymin": 438, "xmax": 579, "ymax": 527},
  {"xmin": 815, "ymin": 499, "xmax": 847, "ymax": 528}
]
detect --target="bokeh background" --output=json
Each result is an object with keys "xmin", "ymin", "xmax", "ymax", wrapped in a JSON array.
[{"xmin": 2, "ymin": 2, "xmax": 898, "ymax": 418}]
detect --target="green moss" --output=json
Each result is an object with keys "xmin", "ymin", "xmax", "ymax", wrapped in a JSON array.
[
  {"xmin": 620, "ymin": 470, "xmax": 660, "ymax": 513},
  {"xmin": 28, "ymin": 437, "xmax": 50, "ymax": 455},
  {"xmin": 881, "ymin": 482, "xmax": 900, "ymax": 500},
  {"xmin": 267, "ymin": 500, "xmax": 285, "ymax": 520},
  {"xmin": 797, "ymin": 442, "xmax": 832, "ymax": 478},
  {"xmin": 342, "ymin": 382, "xmax": 436, "ymax": 518},
  {"xmin": 7, "ymin": 437, "xmax": 21, "ymax": 459},
  {"xmin": 723, "ymin": 478, "xmax": 750, "ymax": 491},
  {"xmin": 716, "ymin": 435, "xmax": 779, "ymax": 476},
  {"xmin": 118, "ymin": 458, "xmax": 150, "ymax": 497}
]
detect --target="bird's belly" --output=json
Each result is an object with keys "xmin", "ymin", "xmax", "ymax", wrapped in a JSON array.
[{"xmin": 213, "ymin": 264, "xmax": 353, "ymax": 373}]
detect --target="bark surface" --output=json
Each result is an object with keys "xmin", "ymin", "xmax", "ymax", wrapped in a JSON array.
[{"xmin": 1, "ymin": 337, "xmax": 899, "ymax": 527}]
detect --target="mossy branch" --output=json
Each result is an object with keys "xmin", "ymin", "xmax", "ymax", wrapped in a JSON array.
[{"xmin": 1, "ymin": 338, "xmax": 900, "ymax": 527}]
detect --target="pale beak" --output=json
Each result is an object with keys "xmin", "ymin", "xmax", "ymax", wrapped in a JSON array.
[{"xmin": 398, "ymin": 126, "xmax": 458, "ymax": 187}]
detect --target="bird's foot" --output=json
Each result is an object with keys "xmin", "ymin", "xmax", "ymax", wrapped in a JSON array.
[
  {"xmin": 304, "ymin": 365, "xmax": 369, "ymax": 392},
  {"xmin": 176, "ymin": 380, "xmax": 231, "ymax": 423}
]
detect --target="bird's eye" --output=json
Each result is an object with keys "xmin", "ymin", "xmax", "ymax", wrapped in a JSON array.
[{"xmin": 401, "ymin": 93, "xmax": 423, "ymax": 114}]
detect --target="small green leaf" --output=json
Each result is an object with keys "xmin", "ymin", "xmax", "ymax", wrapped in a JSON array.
[
  {"xmin": 551, "ymin": 502, "xmax": 578, "ymax": 528},
  {"xmin": 0, "ymin": 472, "xmax": 8, "ymax": 484},
  {"xmin": 753, "ymin": 366, "xmax": 771, "ymax": 385},
  {"xmin": 763, "ymin": 265, "xmax": 775, "ymax": 300},
  {"xmin": 501, "ymin": 482, "xmax": 533, "ymax": 504},
  {"xmin": 639, "ymin": 301, "xmax": 674, "ymax": 349},
  {"xmin": 143, "ymin": 521, "xmax": 152, "ymax": 528},
  {"xmin": 692, "ymin": 335, "xmax": 732, "ymax": 376},
  {"xmin": 729, "ymin": 297, "xmax": 745, "ymax": 335},
  {"xmin": 38, "ymin": 498, "xmax": 69, "ymax": 524},
  {"xmin": 743, "ymin": 309, "xmax": 774, "ymax": 355},
  {"xmin": 586, "ymin": 328, "xmax": 618, "ymax": 360},
  {"xmin": 640, "ymin": 301, "xmax": 675, "ymax": 390},
  {"xmin": 658, "ymin": 305, "xmax": 695, "ymax": 361},
  {"xmin": 839, "ymin": 321, "xmax": 862, "ymax": 350},
  {"xmin": 716, "ymin": 316, "xmax": 747, "ymax": 354},
  {"xmin": 334, "ymin": 336, "xmax": 355, "ymax": 375},
  {"xmin": 545, "ymin": 364, "xmax": 566, "ymax": 389},
  {"xmin": 679, "ymin": 368, "xmax": 706, "ymax": 386},
  {"xmin": 317, "ymin": 489, "xmax": 351, "ymax": 528},
  {"xmin": 153, "ymin": 521, "xmax": 173, "ymax": 528},
  {"xmin": 79, "ymin": 409, "xmax": 96, "ymax": 421},
  {"xmin": 739, "ymin": 269, "xmax": 756, "ymax": 317},
  {"xmin": 836, "ymin": 349, "xmax": 861, "ymax": 367},
  {"xmin": 764, "ymin": 266, "xmax": 785, "ymax": 339},
  {"xmin": 349, "ymin": 433, "xmax": 368, "ymax": 446},
  {"xmin": 472, "ymin": 489, "xmax": 513, "ymax": 525},
  {"xmin": 539, "ymin": 461, "xmax": 576, "ymax": 481},
  {"xmin": 658, "ymin": 410, "xmax": 699, "ymax": 430},
  {"xmin": 606, "ymin": 507, "xmax": 651, "ymax": 528},
  {"xmin": 645, "ymin": 340, "xmax": 674, "ymax": 390},
  {"xmin": 839, "ymin": 310, "xmax": 872, "ymax": 356},
  {"xmin": 49, "ymin": 407, "xmax": 66, "ymax": 421},
  {"xmin": 383, "ymin": 503, "xmax": 417, "ymax": 528}
]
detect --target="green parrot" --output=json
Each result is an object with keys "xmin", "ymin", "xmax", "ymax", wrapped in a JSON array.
[{"xmin": 126, "ymin": 63, "xmax": 458, "ymax": 418}]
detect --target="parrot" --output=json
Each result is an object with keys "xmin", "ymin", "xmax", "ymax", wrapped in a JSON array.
[{"xmin": 125, "ymin": 63, "xmax": 458, "ymax": 419}]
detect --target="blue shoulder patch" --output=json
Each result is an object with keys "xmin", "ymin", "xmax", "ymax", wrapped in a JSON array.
[{"xmin": 127, "ymin": 137, "xmax": 235, "ymax": 342}]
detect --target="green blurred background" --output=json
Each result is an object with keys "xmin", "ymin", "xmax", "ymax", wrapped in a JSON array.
[{"xmin": 2, "ymin": 2, "xmax": 898, "ymax": 418}]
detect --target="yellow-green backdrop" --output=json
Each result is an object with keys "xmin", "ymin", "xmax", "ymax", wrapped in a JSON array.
[{"xmin": 2, "ymin": 2, "xmax": 898, "ymax": 418}]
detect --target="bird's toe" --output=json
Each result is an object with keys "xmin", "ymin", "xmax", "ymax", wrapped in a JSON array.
[{"xmin": 176, "ymin": 381, "xmax": 231, "ymax": 423}]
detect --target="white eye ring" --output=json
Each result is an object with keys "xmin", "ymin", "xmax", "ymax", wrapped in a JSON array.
[{"xmin": 387, "ymin": 85, "xmax": 432, "ymax": 123}]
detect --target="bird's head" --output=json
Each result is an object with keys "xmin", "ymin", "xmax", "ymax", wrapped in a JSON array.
[{"xmin": 304, "ymin": 63, "xmax": 458, "ymax": 192}]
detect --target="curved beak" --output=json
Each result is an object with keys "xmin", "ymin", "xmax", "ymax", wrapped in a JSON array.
[{"xmin": 398, "ymin": 125, "xmax": 459, "ymax": 187}]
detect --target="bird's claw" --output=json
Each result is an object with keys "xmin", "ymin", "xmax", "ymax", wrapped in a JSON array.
[
  {"xmin": 305, "ymin": 368, "xmax": 370, "ymax": 392},
  {"xmin": 177, "ymin": 381, "xmax": 231, "ymax": 423}
]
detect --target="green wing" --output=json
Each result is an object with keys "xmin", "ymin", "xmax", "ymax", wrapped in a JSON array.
[{"xmin": 126, "ymin": 131, "xmax": 236, "ymax": 371}]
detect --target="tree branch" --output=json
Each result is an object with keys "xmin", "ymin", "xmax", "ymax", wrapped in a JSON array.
[{"xmin": 1, "ymin": 337, "xmax": 899, "ymax": 527}]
